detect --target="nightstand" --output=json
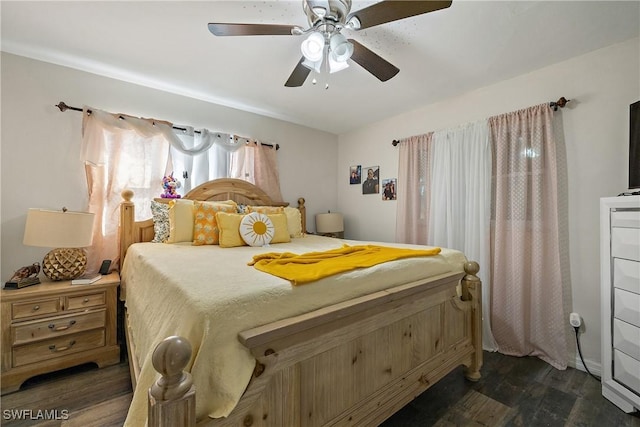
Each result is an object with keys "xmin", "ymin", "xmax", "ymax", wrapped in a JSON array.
[{"xmin": 1, "ymin": 272, "xmax": 121, "ymax": 394}]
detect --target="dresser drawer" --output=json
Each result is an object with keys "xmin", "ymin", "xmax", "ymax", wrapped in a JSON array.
[
  {"xmin": 11, "ymin": 298, "xmax": 61, "ymax": 320},
  {"xmin": 612, "ymin": 227, "xmax": 640, "ymax": 262},
  {"xmin": 612, "ymin": 209, "xmax": 640, "ymax": 228},
  {"xmin": 12, "ymin": 329, "xmax": 105, "ymax": 367},
  {"xmin": 11, "ymin": 309, "xmax": 106, "ymax": 346},
  {"xmin": 614, "ymin": 288, "xmax": 640, "ymax": 328},
  {"xmin": 614, "ymin": 349, "xmax": 640, "ymax": 395},
  {"xmin": 613, "ymin": 318, "xmax": 640, "ymax": 360},
  {"xmin": 66, "ymin": 292, "xmax": 105, "ymax": 310},
  {"xmin": 614, "ymin": 258, "xmax": 640, "ymax": 295}
]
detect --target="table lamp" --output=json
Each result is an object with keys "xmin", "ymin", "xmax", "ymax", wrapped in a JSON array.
[
  {"xmin": 23, "ymin": 208, "xmax": 95, "ymax": 281},
  {"xmin": 315, "ymin": 211, "xmax": 344, "ymax": 238}
]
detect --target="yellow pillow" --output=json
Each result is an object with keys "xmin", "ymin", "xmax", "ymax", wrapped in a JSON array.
[
  {"xmin": 167, "ymin": 199, "xmax": 195, "ymax": 243},
  {"xmin": 284, "ymin": 207, "xmax": 303, "ymax": 238},
  {"xmin": 215, "ymin": 199, "xmax": 239, "ymax": 210},
  {"xmin": 240, "ymin": 212, "xmax": 274, "ymax": 247},
  {"xmin": 246, "ymin": 205, "xmax": 284, "ymax": 214},
  {"xmin": 192, "ymin": 201, "xmax": 237, "ymax": 245},
  {"xmin": 216, "ymin": 212, "xmax": 246, "ymax": 248},
  {"xmin": 268, "ymin": 213, "xmax": 291, "ymax": 243}
]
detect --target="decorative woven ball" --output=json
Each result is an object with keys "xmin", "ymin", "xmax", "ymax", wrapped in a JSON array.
[{"xmin": 42, "ymin": 248, "xmax": 87, "ymax": 281}]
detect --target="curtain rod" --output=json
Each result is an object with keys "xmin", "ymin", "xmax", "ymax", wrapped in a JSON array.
[
  {"xmin": 391, "ymin": 96, "xmax": 570, "ymax": 146},
  {"xmin": 55, "ymin": 101, "xmax": 279, "ymax": 150}
]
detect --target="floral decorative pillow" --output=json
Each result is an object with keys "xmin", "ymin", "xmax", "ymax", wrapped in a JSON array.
[
  {"xmin": 192, "ymin": 201, "xmax": 237, "ymax": 246},
  {"xmin": 150, "ymin": 201, "xmax": 170, "ymax": 243}
]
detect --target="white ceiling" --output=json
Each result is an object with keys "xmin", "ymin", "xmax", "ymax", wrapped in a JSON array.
[{"xmin": 2, "ymin": 1, "xmax": 639, "ymax": 134}]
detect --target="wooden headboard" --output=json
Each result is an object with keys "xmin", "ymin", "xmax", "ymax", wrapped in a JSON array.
[{"xmin": 119, "ymin": 178, "xmax": 306, "ymax": 268}]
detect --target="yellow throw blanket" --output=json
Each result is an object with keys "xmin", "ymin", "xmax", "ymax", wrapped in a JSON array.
[{"xmin": 249, "ymin": 244, "xmax": 442, "ymax": 285}]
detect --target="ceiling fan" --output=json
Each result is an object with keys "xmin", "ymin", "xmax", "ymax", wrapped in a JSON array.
[{"xmin": 208, "ymin": 0, "xmax": 452, "ymax": 87}]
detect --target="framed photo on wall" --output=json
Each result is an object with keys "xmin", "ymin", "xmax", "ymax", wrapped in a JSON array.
[
  {"xmin": 350, "ymin": 165, "xmax": 361, "ymax": 184},
  {"xmin": 382, "ymin": 178, "xmax": 397, "ymax": 200},
  {"xmin": 362, "ymin": 166, "xmax": 379, "ymax": 194}
]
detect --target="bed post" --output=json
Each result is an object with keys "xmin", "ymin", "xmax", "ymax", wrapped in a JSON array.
[
  {"xmin": 461, "ymin": 261, "xmax": 482, "ymax": 381},
  {"xmin": 297, "ymin": 197, "xmax": 307, "ymax": 233},
  {"xmin": 148, "ymin": 336, "xmax": 196, "ymax": 427},
  {"xmin": 120, "ymin": 189, "xmax": 135, "ymax": 269}
]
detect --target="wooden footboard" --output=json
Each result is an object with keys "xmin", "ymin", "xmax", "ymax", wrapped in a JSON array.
[{"xmin": 147, "ymin": 262, "xmax": 483, "ymax": 427}]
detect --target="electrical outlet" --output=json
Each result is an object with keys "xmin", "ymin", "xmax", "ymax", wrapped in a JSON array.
[{"xmin": 569, "ymin": 312, "xmax": 582, "ymax": 328}]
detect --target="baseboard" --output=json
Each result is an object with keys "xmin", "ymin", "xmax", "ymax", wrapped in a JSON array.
[{"xmin": 568, "ymin": 356, "xmax": 602, "ymax": 378}]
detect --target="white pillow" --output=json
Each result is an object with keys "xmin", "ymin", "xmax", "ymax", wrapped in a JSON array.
[{"xmin": 240, "ymin": 212, "xmax": 274, "ymax": 247}]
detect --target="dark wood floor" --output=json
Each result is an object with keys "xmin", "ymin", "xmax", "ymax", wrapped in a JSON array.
[{"xmin": 2, "ymin": 351, "xmax": 639, "ymax": 426}]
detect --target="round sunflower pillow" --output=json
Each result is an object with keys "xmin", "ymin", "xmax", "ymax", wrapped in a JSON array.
[{"xmin": 240, "ymin": 212, "xmax": 274, "ymax": 247}]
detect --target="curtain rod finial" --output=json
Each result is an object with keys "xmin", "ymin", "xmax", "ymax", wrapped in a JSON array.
[
  {"xmin": 55, "ymin": 101, "xmax": 69, "ymax": 112},
  {"xmin": 550, "ymin": 97, "xmax": 570, "ymax": 111}
]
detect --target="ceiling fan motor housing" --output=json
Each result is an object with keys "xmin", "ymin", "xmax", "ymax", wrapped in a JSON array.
[{"xmin": 304, "ymin": 0, "xmax": 351, "ymax": 26}]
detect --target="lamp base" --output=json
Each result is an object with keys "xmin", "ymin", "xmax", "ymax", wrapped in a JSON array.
[{"xmin": 42, "ymin": 248, "xmax": 87, "ymax": 281}]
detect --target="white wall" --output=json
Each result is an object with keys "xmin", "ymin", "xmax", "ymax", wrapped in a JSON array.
[
  {"xmin": 337, "ymin": 37, "xmax": 640, "ymax": 370},
  {"xmin": 0, "ymin": 53, "xmax": 339, "ymax": 280},
  {"xmin": 3, "ymin": 37, "xmax": 638, "ymax": 372}
]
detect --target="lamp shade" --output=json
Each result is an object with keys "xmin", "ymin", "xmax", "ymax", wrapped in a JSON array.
[
  {"xmin": 316, "ymin": 212, "xmax": 344, "ymax": 234},
  {"xmin": 23, "ymin": 209, "xmax": 95, "ymax": 248},
  {"xmin": 23, "ymin": 208, "xmax": 95, "ymax": 281}
]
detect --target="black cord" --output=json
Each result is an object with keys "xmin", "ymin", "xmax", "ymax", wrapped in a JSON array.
[{"xmin": 574, "ymin": 326, "xmax": 600, "ymax": 381}]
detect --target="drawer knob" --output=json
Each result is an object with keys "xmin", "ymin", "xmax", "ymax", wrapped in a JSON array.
[
  {"xmin": 83, "ymin": 298, "xmax": 89, "ymax": 303},
  {"xmin": 48, "ymin": 320, "xmax": 76, "ymax": 331},
  {"xmin": 33, "ymin": 305, "xmax": 40, "ymax": 311},
  {"xmin": 49, "ymin": 340, "xmax": 76, "ymax": 352}
]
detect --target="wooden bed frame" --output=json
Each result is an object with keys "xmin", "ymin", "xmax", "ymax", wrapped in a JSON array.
[{"xmin": 119, "ymin": 178, "xmax": 483, "ymax": 427}]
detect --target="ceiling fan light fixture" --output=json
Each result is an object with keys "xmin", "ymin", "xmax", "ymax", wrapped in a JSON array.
[
  {"xmin": 302, "ymin": 57, "xmax": 323, "ymax": 73},
  {"xmin": 328, "ymin": 55, "xmax": 349, "ymax": 73},
  {"xmin": 301, "ymin": 32, "xmax": 325, "ymax": 62},
  {"xmin": 329, "ymin": 33, "xmax": 353, "ymax": 62},
  {"xmin": 346, "ymin": 16, "xmax": 361, "ymax": 30}
]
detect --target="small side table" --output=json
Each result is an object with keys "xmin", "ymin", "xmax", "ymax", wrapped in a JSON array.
[{"xmin": 1, "ymin": 272, "xmax": 121, "ymax": 394}]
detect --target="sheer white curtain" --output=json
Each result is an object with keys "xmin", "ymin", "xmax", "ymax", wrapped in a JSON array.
[
  {"xmin": 489, "ymin": 104, "xmax": 567, "ymax": 369},
  {"xmin": 81, "ymin": 108, "xmax": 173, "ymax": 272},
  {"xmin": 428, "ymin": 121, "xmax": 497, "ymax": 351},
  {"xmin": 395, "ymin": 124, "xmax": 496, "ymax": 350},
  {"xmin": 170, "ymin": 128, "xmax": 243, "ymax": 193}
]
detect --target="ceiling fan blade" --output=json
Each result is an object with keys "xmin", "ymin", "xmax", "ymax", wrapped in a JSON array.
[
  {"xmin": 285, "ymin": 58, "xmax": 312, "ymax": 87},
  {"xmin": 348, "ymin": 39, "xmax": 399, "ymax": 82},
  {"xmin": 348, "ymin": 0, "xmax": 452, "ymax": 30},
  {"xmin": 208, "ymin": 23, "xmax": 298, "ymax": 36}
]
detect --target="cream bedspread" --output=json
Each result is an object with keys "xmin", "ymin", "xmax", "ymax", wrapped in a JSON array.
[{"xmin": 122, "ymin": 235, "xmax": 466, "ymax": 426}]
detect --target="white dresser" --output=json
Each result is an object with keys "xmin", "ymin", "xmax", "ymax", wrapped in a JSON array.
[{"xmin": 600, "ymin": 195, "xmax": 640, "ymax": 413}]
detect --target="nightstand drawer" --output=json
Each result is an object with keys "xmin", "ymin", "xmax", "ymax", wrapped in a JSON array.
[
  {"xmin": 12, "ymin": 298, "xmax": 60, "ymax": 320},
  {"xmin": 12, "ymin": 309, "xmax": 106, "ymax": 346},
  {"xmin": 66, "ymin": 292, "xmax": 105, "ymax": 310},
  {"xmin": 12, "ymin": 329, "xmax": 105, "ymax": 367}
]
